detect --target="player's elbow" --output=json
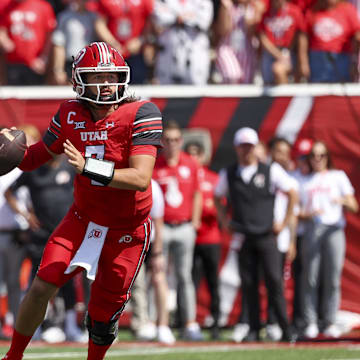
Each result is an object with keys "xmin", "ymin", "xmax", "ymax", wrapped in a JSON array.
[
  {"xmin": 136, "ymin": 177, "xmax": 151, "ymax": 192},
  {"xmin": 137, "ymin": 184, "xmax": 149, "ymax": 192}
]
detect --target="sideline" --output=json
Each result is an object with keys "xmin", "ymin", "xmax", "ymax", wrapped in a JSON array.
[{"xmin": 7, "ymin": 342, "xmax": 360, "ymax": 359}]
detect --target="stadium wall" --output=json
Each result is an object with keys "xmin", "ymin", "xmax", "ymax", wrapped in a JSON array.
[{"xmin": 1, "ymin": 84, "xmax": 360, "ymax": 325}]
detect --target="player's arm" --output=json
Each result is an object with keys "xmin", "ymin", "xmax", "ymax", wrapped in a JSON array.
[
  {"xmin": 18, "ymin": 141, "xmax": 55, "ymax": 171},
  {"xmin": 64, "ymin": 139, "xmax": 155, "ymax": 191},
  {"xmin": 7, "ymin": 107, "xmax": 66, "ymax": 171},
  {"xmin": 110, "ymin": 152, "xmax": 156, "ymax": 191},
  {"xmin": 0, "ymin": 127, "xmax": 54, "ymax": 171}
]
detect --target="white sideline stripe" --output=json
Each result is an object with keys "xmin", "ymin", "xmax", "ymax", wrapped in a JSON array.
[
  {"xmin": 2, "ymin": 84, "xmax": 360, "ymax": 99},
  {"xmin": 16, "ymin": 345, "xmax": 290, "ymax": 359},
  {"xmin": 275, "ymin": 95, "xmax": 313, "ymax": 144},
  {"xmin": 7, "ymin": 345, "xmax": 360, "ymax": 359}
]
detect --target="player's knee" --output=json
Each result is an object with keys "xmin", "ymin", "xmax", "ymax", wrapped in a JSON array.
[{"xmin": 86, "ymin": 313, "xmax": 119, "ymax": 345}]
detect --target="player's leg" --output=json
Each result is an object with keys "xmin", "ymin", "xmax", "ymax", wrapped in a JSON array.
[
  {"xmin": 16, "ymin": 278, "xmax": 59, "ymax": 335},
  {"xmin": 1, "ymin": 277, "xmax": 59, "ymax": 360},
  {"xmin": 86, "ymin": 219, "xmax": 151, "ymax": 360}
]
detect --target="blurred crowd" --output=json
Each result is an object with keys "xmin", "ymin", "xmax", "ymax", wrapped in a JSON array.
[
  {"xmin": 2, "ymin": 0, "xmax": 360, "ymax": 86},
  {"xmin": 0, "ymin": 121, "xmax": 357, "ymax": 344}
]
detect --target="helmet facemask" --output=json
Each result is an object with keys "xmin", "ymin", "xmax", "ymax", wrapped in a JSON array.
[{"xmin": 73, "ymin": 66, "xmax": 130, "ymax": 105}]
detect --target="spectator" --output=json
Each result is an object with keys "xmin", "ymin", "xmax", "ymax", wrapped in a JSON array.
[
  {"xmin": 0, "ymin": 0, "xmax": 57, "ymax": 85},
  {"xmin": 290, "ymin": 137, "xmax": 313, "ymax": 333},
  {"xmin": 0, "ymin": 124, "xmax": 40, "ymax": 340},
  {"xmin": 291, "ymin": 0, "xmax": 316, "ymax": 14},
  {"xmin": 48, "ymin": 0, "xmax": 98, "ymax": 85},
  {"xmin": 0, "ymin": 169, "xmax": 27, "ymax": 341},
  {"xmin": 153, "ymin": 120, "xmax": 203, "ymax": 341},
  {"xmin": 0, "ymin": 0, "xmax": 12, "ymax": 14},
  {"xmin": 258, "ymin": 0, "xmax": 308, "ymax": 84},
  {"xmin": 0, "ymin": 0, "xmax": 12, "ymax": 84},
  {"xmin": 152, "ymin": 0, "xmax": 214, "ymax": 84},
  {"xmin": 266, "ymin": 136, "xmax": 299, "ymax": 341},
  {"xmin": 45, "ymin": 0, "xmax": 66, "ymax": 16},
  {"xmin": 5, "ymin": 155, "xmax": 75, "ymax": 283},
  {"xmin": 214, "ymin": 127, "xmax": 297, "ymax": 342},
  {"xmin": 303, "ymin": 0, "xmax": 360, "ymax": 82},
  {"xmin": 299, "ymin": 140, "xmax": 358, "ymax": 338},
  {"xmin": 4, "ymin": 155, "xmax": 88, "ymax": 342},
  {"xmin": 130, "ymin": 179, "xmax": 176, "ymax": 345},
  {"xmin": 212, "ymin": 0, "xmax": 263, "ymax": 84},
  {"xmin": 93, "ymin": 0, "xmax": 154, "ymax": 84},
  {"xmin": 185, "ymin": 141, "xmax": 222, "ymax": 340}
]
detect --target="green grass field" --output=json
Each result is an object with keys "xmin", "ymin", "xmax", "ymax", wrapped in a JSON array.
[
  {"xmin": 1, "ymin": 345, "xmax": 360, "ymax": 360},
  {"xmin": 1, "ymin": 330, "xmax": 360, "ymax": 360}
]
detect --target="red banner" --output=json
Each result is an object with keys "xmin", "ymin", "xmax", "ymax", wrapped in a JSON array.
[{"xmin": 1, "ymin": 95, "xmax": 360, "ymax": 326}]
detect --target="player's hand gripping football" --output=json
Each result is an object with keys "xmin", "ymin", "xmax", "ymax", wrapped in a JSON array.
[
  {"xmin": 63, "ymin": 139, "xmax": 85, "ymax": 174},
  {"xmin": 0, "ymin": 126, "xmax": 17, "ymax": 134}
]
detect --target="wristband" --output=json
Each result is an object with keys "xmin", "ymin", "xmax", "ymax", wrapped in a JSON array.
[{"xmin": 82, "ymin": 157, "xmax": 115, "ymax": 186}]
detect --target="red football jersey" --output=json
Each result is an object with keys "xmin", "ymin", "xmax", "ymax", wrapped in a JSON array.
[
  {"xmin": 305, "ymin": 2, "xmax": 360, "ymax": 53},
  {"xmin": 153, "ymin": 152, "xmax": 200, "ymax": 224},
  {"xmin": 260, "ymin": 3, "xmax": 306, "ymax": 48},
  {"xmin": 95, "ymin": 0, "xmax": 154, "ymax": 58},
  {"xmin": 0, "ymin": 0, "xmax": 56, "ymax": 66},
  {"xmin": 196, "ymin": 167, "xmax": 221, "ymax": 245},
  {"xmin": 43, "ymin": 99, "xmax": 162, "ymax": 228}
]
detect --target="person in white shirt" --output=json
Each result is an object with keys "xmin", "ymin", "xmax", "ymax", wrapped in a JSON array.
[
  {"xmin": 49, "ymin": 0, "xmax": 98, "ymax": 84},
  {"xmin": 291, "ymin": 138, "xmax": 313, "ymax": 333},
  {"xmin": 130, "ymin": 179, "xmax": 176, "ymax": 344},
  {"xmin": 266, "ymin": 136, "xmax": 299, "ymax": 341},
  {"xmin": 0, "ymin": 124, "xmax": 40, "ymax": 340},
  {"xmin": 152, "ymin": 0, "xmax": 213, "ymax": 84},
  {"xmin": 299, "ymin": 140, "xmax": 358, "ymax": 339}
]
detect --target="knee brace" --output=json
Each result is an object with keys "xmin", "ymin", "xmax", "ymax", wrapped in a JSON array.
[{"xmin": 85, "ymin": 313, "xmax": 119, "ymax": 345}]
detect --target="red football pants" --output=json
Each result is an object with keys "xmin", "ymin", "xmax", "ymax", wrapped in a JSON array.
[{"xmin": 37, "ymin": 206, "xmax": 151, "ymax": 322}]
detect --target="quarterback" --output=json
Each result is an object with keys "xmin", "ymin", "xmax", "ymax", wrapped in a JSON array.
[{"xmin": 1, "ymin": 42, "xmax": 162, "ymax": 360}]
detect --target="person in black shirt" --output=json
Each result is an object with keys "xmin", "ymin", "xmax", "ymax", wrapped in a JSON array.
[
  {"xmin": 6, "ymin": 155, "xmax": 75, "ymax": 277},
  {"xmin": 5, "ymin": 155, "xmax": 87, "ymax": 342},
  {"xmin": 214, "ymin": 127, "xmax": 297, "ymax": 342}
]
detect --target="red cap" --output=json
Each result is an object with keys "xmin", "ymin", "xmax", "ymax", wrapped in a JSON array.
[{"xmin": 294, "ymin": 138, "xmax": 313, "ymax": 157}]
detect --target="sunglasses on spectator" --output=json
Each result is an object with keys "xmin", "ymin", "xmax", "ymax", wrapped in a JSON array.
[
  {"xmin": 310, "ymin": 152, "xmax": 328, "ymax": 159},
  {"xmin": 163, "ymin": 137, "xmax": 181, "ymax": 143}
]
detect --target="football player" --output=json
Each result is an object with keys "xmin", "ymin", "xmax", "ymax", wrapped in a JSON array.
[{"xmin": 1, "ymin": 42, "xmax": 162, "ymax": 360}]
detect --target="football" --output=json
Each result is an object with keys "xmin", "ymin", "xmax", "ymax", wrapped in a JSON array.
[{"xmin": 0, "ymin": 129, "xmax": 27, "ymax": 176}]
